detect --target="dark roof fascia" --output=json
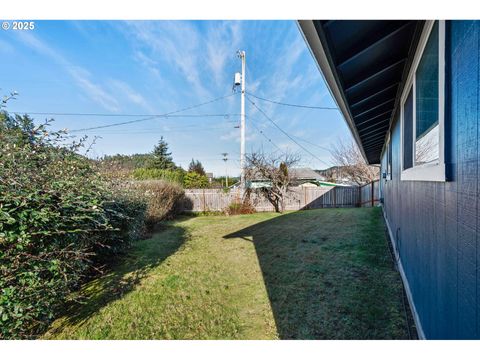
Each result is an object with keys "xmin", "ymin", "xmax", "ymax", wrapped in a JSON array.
[
  {"xmin": 380, "ymin": 20, "xmax": 426, "ymax": 158},
  {"xmin": 297, "ymin": 20, "xmax": 369, "ymax": 164}
]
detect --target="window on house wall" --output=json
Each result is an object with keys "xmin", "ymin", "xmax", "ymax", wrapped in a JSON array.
[
  {"xmin": 400, "ymin": 20, "xmax": 445, "ymax": 181},
  {"xmin": 415, "ymin": 21, "xmax": 439, "ymax": 165},
  {"xmin": 403, "ymin": 87, "xmax": 414, "ymax": 170},
  {"xmin": 384, "ymin": 132, "xmax": 392, "ymax": 180},
  {"xmin": 388, "ymin": 132, "xmax": 392, "ymax": 178}
]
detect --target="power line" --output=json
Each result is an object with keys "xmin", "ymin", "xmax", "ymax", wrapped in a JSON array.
[
  {"xmin": 68, "ymin": 93, "xmax": 237, "ymax": 132},
  {"xmin": 248, "ymin": 118, "xmax": 333, "ymax": 154},
  {"xmin": 69, "ymin": 115, "xmax": 239, "ymax": 133},
  {"xmin": 248, "ymin": 115, "xmax": 332, "ymax": 154},
  {"xmin": 12, "ymin": 111, "xmax": 241, "ymax": 118},
  {"xmin": 291, "ymin": 135, "xmax": 332, "ymax": 153},
  {"xmin": 246, "ymin": 92, "xmax": 338, "ymax": 110},
  {"xmin": 89, "ymin": 125, "xmax": 237, "ymax": 135},
  {"xmin": 246, "ymin": 96, "xmax": 330, "ymax": 166},
  {"xmin": 87, "ymin": 121, "xmax": 237, "ymax": 133},
  {"xmin": 246, "ymin": 116, "xmax": 284, "ymax": 153},
  {"xmin": 244, "ymin": 63, "xmax": 285, "ymax": 153}
]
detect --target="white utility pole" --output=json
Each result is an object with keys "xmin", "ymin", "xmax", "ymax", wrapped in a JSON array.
[{"xmin": 238, "ymin": 50, "xmax": 246, "ymax": 188}]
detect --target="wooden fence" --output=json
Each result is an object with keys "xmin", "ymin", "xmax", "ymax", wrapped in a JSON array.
[
  {"xmin": 181, "ymin": 180, "xmax": 380, "ymax": 212},
  {"xmin": 359, "ymin": 179, "xmax": 380, "ymax": 207}
]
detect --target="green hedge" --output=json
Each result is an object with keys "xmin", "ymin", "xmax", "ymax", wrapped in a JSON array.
[
  {"xmin": 131, "ymin": 168, "xmax": 185, "ymax": 184},
  {"xmin": 0, "ymin": 113, "xmax": 147, "ymax": 339},
  {"xmin": 183, "ymin": 171, "xmax": 209, "ymax": 188}
]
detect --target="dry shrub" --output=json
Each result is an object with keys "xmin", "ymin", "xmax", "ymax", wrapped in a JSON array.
[
  {"xmin": 225, "ymin": 199, "xmax": 256, "ymax": 215},
  {"xmin": 129, "ymin": 180, "xmax": 185, "ymax": 230}
]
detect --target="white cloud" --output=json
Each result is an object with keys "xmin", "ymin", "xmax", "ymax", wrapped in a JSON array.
[
  {"xmin": 292, "ymin": 129, "xmax": 307, "ymax": 138},
  {"xmin": 133, "ymin": 50, "xmax": 161, "ymax": 78},
  {"xmin": 122, "ymin": 21, "xmax": 211, "ymax": 99},
  {"xmin": 263, "ymin": 39, "xmax": 306, "ymax": 102},
  {"xmin": 68, "ymin": 67, "xmax": 120, "ymax": 112},
  {"xmin": 206, "ymin": 21, "xmax": 242, "ymax": 87},
  {"xmin": 16, "ymin": 31, "xmax": 120, "ymax": 112},
  {"xmin": 220, "ymin": 129, "xmax": 238, "ymax": 141},
  {"xmin": 109, "ymin": 79, "xmax": 153, "ymax": 112},
  {"xmin": 120, "ymin": 21, "xmax": 245, "ymax": 100},
  {"xmin": 250, "ymin": 33, "xmax": 306, "ymax": 97},
  {"xmin": 278, "ymin": 142, "xmax": 294, "ymax": 151},
  {"xmin": 220, "ymin": 127, "xmax": 257, "ymax": 143},
  {"xmin": 16, "ymin": 31, "xmax": 65, "ymax": 64}
]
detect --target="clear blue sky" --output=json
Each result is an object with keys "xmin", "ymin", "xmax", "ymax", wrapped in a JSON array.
[{"xmin": 0, "ymin": 20, "xmax": 352, "ymax": 176}]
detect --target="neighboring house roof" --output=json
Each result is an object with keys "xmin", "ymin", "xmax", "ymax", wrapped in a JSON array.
[
  {"xmin": 248, "ymin": 167, "xmax": 325, "ymax": 182},
  {"xmin": 247, "ymin": 181, "xmax": 272, "ymax": 189},
  {"xmin": 298, "ymin": 20, "xmax": 424, "ymax": 164},
  {"xmin": 317, "ymin": 180, "xmax": 349, "ymax": 187},
  {"xmin": 299, "ymin": 182, "xmax": 319, "ymax": 187},
  {"xmin": 289, "ymin": 167, "xmax": 326, "ymax": 180},
  {"xmin": 247, "ymin": 179, "xmax": 347, "ymax": 189},
  {"xmin": 246, "ymin": 167, "xmax": 349, "ymax": 189}
]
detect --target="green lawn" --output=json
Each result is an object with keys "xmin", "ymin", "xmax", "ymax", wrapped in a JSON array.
[{"xmin": 43, "ymin": 207, "xmax": 414, "ymax": 339}]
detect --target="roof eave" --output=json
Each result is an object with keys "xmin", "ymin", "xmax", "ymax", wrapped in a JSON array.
[{"xmin": 297, "ymin": 20, "xmax": 370, "ymax": 164}]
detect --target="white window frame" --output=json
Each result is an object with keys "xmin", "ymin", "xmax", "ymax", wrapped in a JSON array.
[
  {"xmin": 384, "ymin": 131, "xmax": 392, "ymax": 181},
  {"xmin": 400, "ymin": 20, "xmax": 446, "ymax": 182}
]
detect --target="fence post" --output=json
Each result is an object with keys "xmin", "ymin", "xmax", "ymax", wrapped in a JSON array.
[
  {"xmin": 371, "ymin": 181, "xmax": 374, "ymax": 207},
  {"xmin": 303, "ymin": 187, "xmax": 307, "ymax": 210},
  {"xmin": 202, "ymin": 188, "xmax": 206, "ymax": 213},
  {"xmin": 358, "ymin": 185, "xmax": 362, "ymax": 207},
  {"xmin": 333, "ymin": 187, "xmax": 337, "ymax": 208}
]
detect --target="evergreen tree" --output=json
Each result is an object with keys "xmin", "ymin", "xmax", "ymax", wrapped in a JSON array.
[
  {"xmin": 149, "ymin": 136, "xmax": 175, "ymax": 169},
  {"xmin": 188, "ymin": 158, "xmax": 206, "ymax": 176},
  {"xmin": 184, "ymin": 171, "xmax": 209, "ymax": 188}
]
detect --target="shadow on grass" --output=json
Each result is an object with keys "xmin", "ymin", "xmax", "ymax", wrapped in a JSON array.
[
  {"xmin": 46, "ymin": 223, "xmax": 187, "ymax": 336},
  {"xmin": 224, "ymin": 208, "xmax": 414, "ymax": 339}
]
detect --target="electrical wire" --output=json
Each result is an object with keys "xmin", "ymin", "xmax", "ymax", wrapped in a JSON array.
[
  {"xmin": 246, "ymin": 116, "xmax": 284, "ymax": 153},
  {"xmin": 88, "ymin": 121, "xmax": 237, "ymax": 133},
  {"xmin": 246, "ymin": 96, "xmax": 330, "ymax": 166},
  {"xmin": 12, "ymin": 112, "xmax": 241, "ymax": 118},
  {"xmin": 90, "ymin": 125, "xmax": 236, "ymax": 135},
  {"xmin": 248, "ymin": 115, "xmax": 332, "ymax": 154},
  {"xmin": 246, "ymin": 92, "xmax": 338, "ymax": 110},
  {"xmin": 67, "ymin": 93, "xmax": 238, "ymax": 132},
  {"xmin": 73, "ymin": 115, "xmax": 238, "ymax": 133},
  {"xmin": 291, "ymin": 135, "xmax": 332, "ymax": 153}
]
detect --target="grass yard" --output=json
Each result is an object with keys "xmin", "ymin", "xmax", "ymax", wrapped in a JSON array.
[{"xmin": 43, "ymin": 207, "xmax": 414, "ymax": 340}]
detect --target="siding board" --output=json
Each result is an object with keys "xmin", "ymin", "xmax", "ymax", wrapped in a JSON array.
[{"xmin": 381, "ymin": 21, "xmax": 480, "ymax": 339}]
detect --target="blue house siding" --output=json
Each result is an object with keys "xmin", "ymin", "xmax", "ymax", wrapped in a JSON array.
[{"xmin": 381, "ymin": 20, "xmax": 480, "ymax": 339}]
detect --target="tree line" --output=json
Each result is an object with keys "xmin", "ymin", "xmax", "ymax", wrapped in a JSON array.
[{"xmin": 99, "ymin": 136, "xmax": 217, "ymax": 188}]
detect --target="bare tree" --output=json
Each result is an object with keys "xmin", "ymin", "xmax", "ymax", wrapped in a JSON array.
[
  {"xmin": 330, "ymin": 139, "xmax": 379, "ymax": 185},
  {"xmin": 244, "ymin": 151, "xmax": 300, "ymax": 213}
]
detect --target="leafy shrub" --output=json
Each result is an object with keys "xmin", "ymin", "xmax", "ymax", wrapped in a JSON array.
[
  {"xmin": 129, "ymin": 180, "xmax": 185, "ymax": 231},
  {"xmin": 0, "ymin": 112, "xmax": 146, "ymax": 339},
  {"xmin": 132, "ymin": 167, "xmax": 185, "ymax": 184},
  {"xmin": 183, "ymin": 171, "xmax": 209, "ymax": 189},
  {"xmin": 91, "ymin": 186, "xmax": 147, "ymax": 262}
]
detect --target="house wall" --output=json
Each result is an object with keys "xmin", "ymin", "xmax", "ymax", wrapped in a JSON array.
[{"xmin": 380, "ymin": 20, "xmax": 480, "ymax": 339}]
